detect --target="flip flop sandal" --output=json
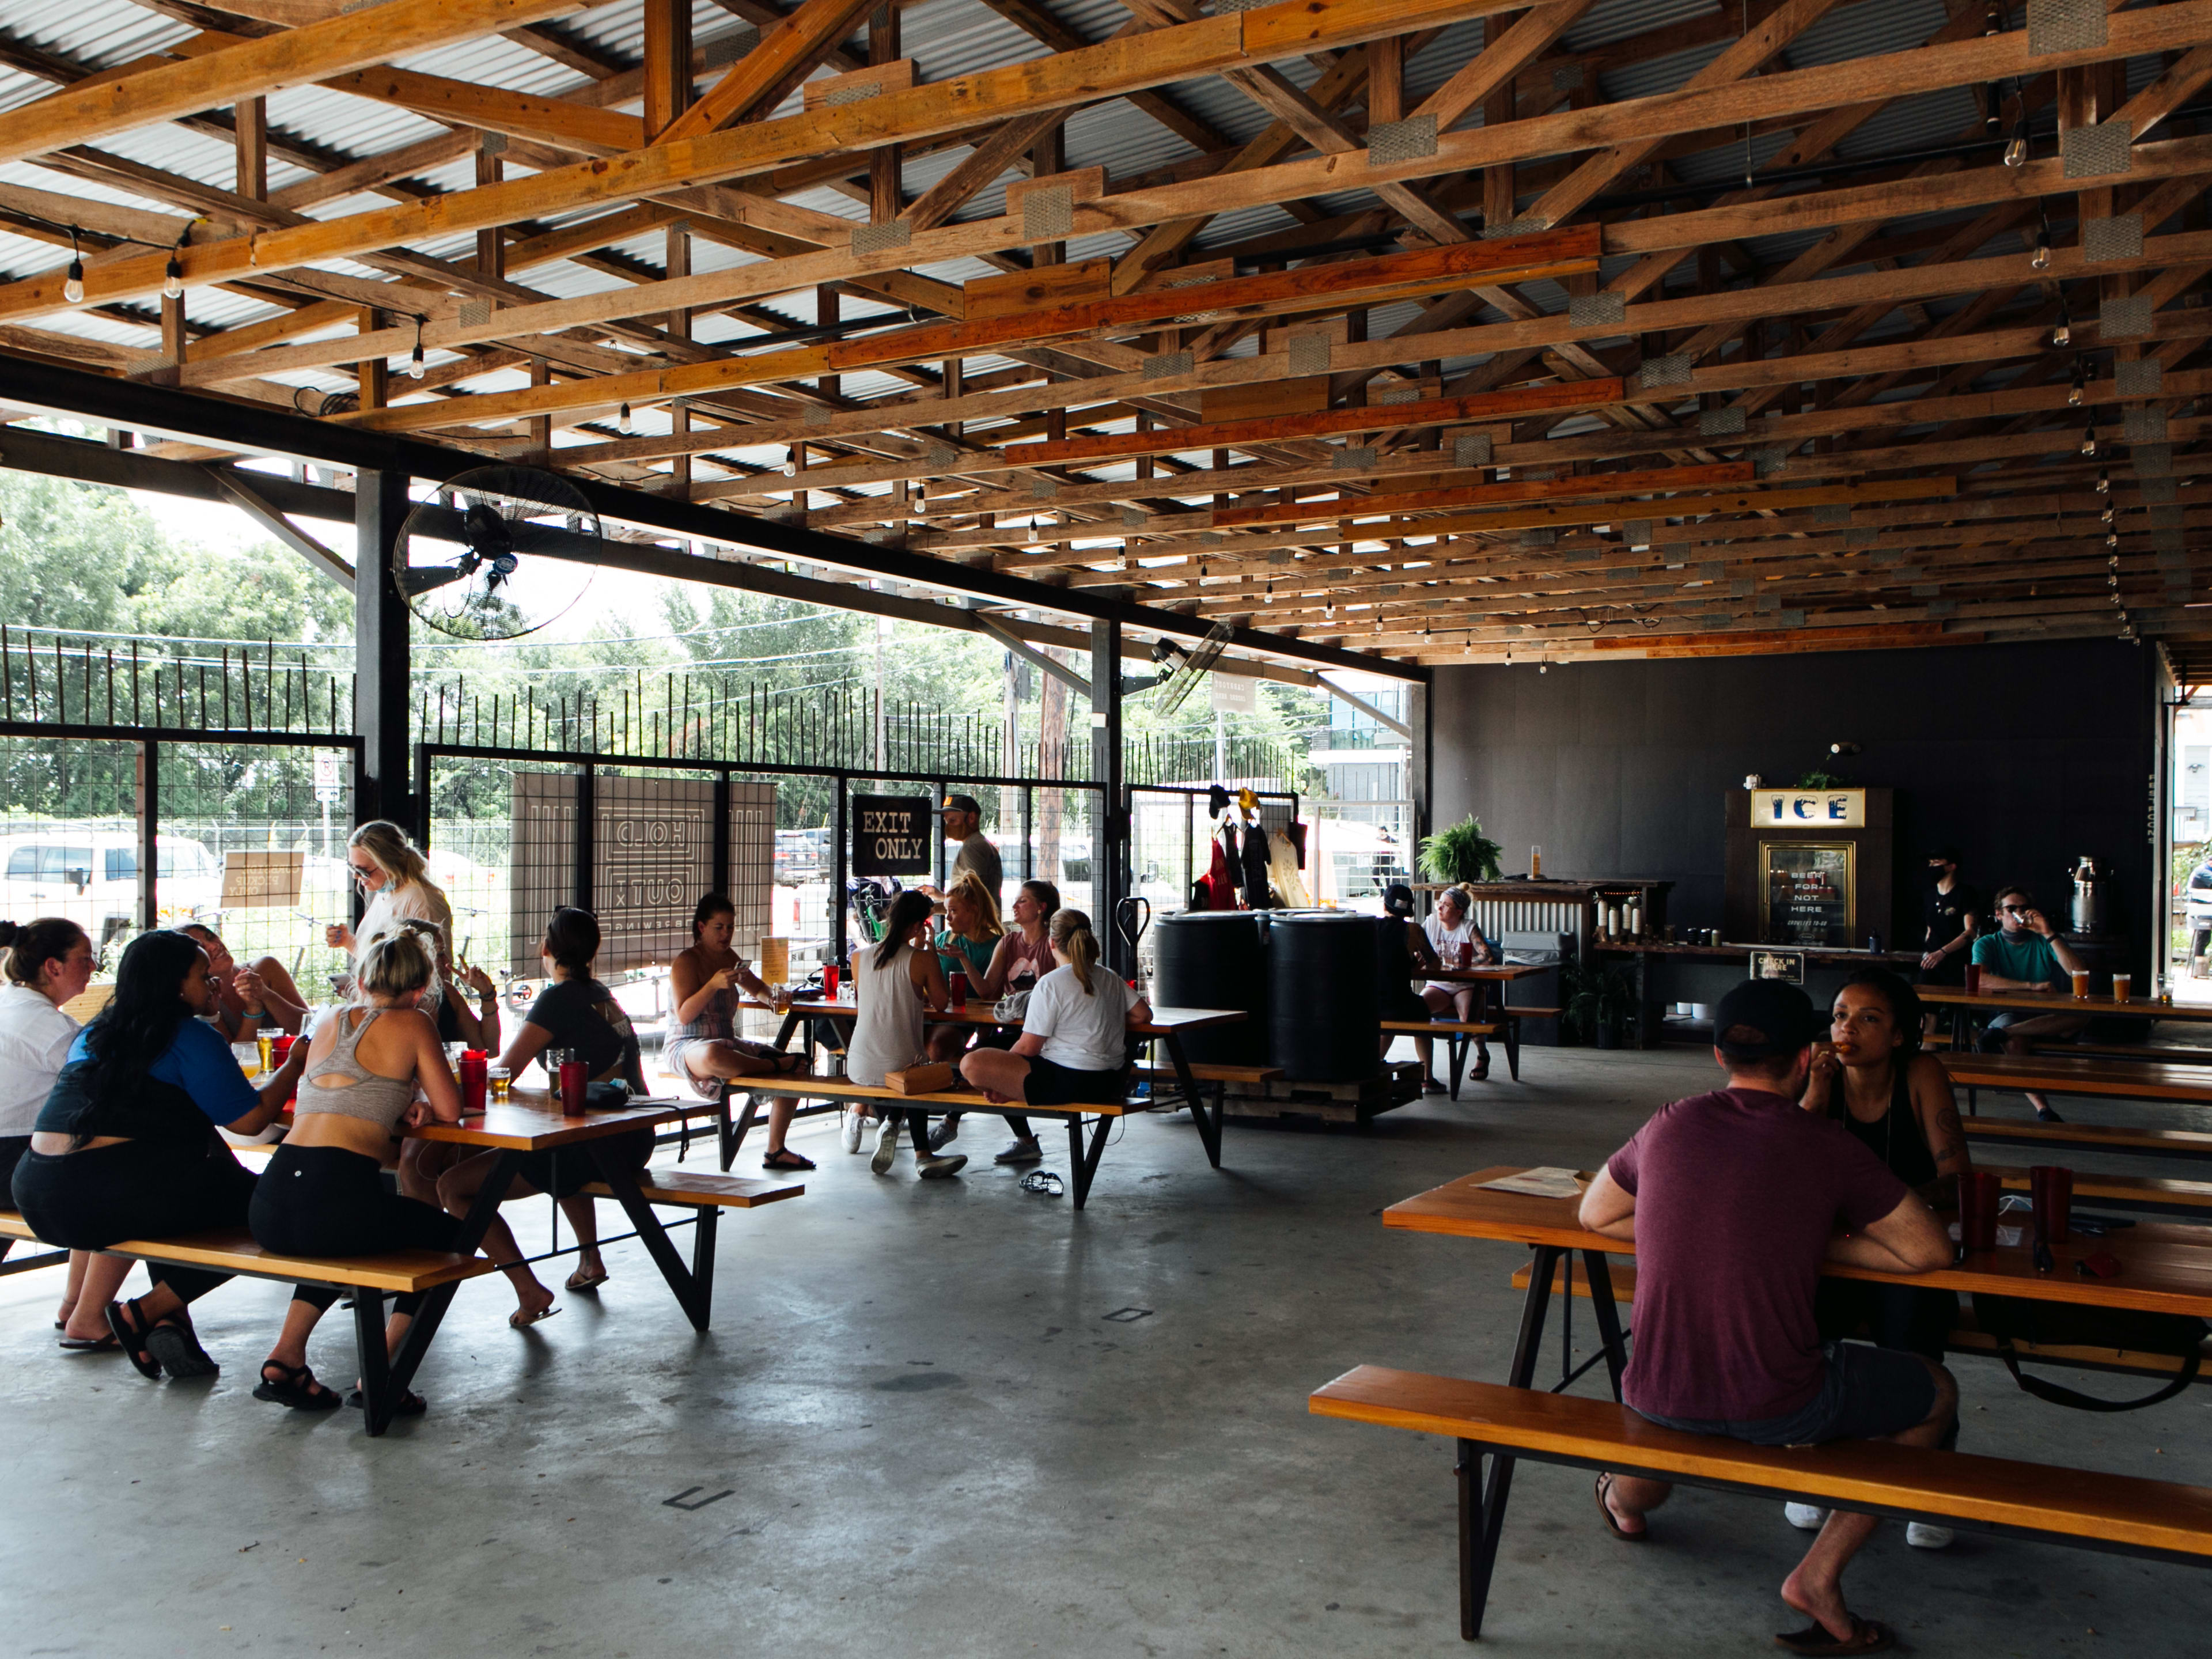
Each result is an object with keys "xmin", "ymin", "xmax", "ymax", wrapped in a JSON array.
[
  {"xmin": 564, "ymin": 1266, "xmax": 609, "ymax": 1292},
  {"xmin": 348, "ymin": 1387, "xmax": 427, "ymax": 1418},
  {"xmin": 105, "ymin": 1298, "xmax": 162, "ymax": 1380},
  {"xmin": 253, "ymin": 1361, "xmax": 342, "ymax": 1410},
  {"xmin": 1774, "ymin": 1618, "xmax": 1895, "ymax": 1656},
  {"xmin": 762, "ymin": 1148, "xmax": 816, "ymax": 1172},
  {"xmin": 1594, "ymin": 1472, "xmax": 1649, "ymax": 1543},
  {"xmin": 144, "ymin": 1319, "xmax": 220, "ymax": 1380},
  {"xmin": 57, "ymin": 1332, "xmax": 120, "ymax": 1352},
  {"xmin": 509, "ymin": 1302, "xmax": 561, "ymax": 1330}
]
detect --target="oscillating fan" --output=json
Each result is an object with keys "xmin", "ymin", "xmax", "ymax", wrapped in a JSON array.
[
  {"xmin": 395, "ymin": 465, "xmax": 600, "ymax": 640},
  {"xmin": 1147, "ymin": 620, "xmax": 1236, "ymax": 719}
]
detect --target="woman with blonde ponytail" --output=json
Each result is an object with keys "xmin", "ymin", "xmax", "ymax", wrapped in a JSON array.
[{"xmin": 959, "ymin": 909, "xmax": 1150, "ymax": 1161}]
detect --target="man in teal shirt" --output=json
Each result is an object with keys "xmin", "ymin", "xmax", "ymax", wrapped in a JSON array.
[{"xmin": 1970, "ymin": 884, "xmax": 2088, "ymax": 1122}]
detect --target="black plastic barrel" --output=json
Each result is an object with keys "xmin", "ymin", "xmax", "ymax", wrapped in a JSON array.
[
  {"xmin": 1152, "ymin": 911, "xmax": 1268, "ymax": 1065},
  {"xmin": 1267, "ymin": 912, "xmax": 1380, "ymax": 1081}
]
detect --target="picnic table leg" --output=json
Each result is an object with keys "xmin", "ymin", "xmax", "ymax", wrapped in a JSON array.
[
  {"xmin": 726, "ymin": 1090, "xmax": 763, "ymax": 1162},
  {"xmin": 1164, "ymin": 1033, "xmax": 1223, "ymax": 1168},
  {"xmin": 1459, "ymin": 1244, "xmax": 1562, "ymax": 1639},
  {"xmin": 591, "ymin": 1149, "xmax": 712, "ymax": 1330},
  {"xmin": 351, "ymin": 1287, "xmax": 397, "ymax": 1436},
  {"xmin": 1446, "ymin": 1031, "xmax": 1468, "ymax": 1099},
  {"xmin": 1065, "ymin": 1113, "xmax": 1112, "ymax": 1209},
  {"xmin": 1502, "ymin": 1010, "xmax": 1521, "ymax": 1082},
  {"xmin": 1580, "ymin": 1249, "xmax": 1629, "ymax": 1402}
]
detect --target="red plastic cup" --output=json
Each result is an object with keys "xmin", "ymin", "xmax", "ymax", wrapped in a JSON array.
[
  {"xmin": 2030, "ymin": 1165, "xmax": 2073, "ymax": 1243},
  {"xmin": 1962, "ymin": 963, "xmax": 1982, "ymax": 996},
  {"xmin": 270, "ymin": 1034, "xmax": 296, "ymax": 1066},
  {"xmin": 458, "ymin": 1050, "xmax": 487, "ymax": 1114},
  {"xmin": 950, "ymin": 969, "xmax": 972, "ymax": 1005},
  {"xmin": 558, "ymin": 1056, "xmax": 589, "ymax": 1117},
  {"xmin": 1957, "ymin": 1170, "xmax": 2001, "ymax": 1252},
  {"xmin": 1457, "ymin": 940, "xmax": 1474, "ymax": 969},
  {"xmin": 823, "ymin": 964, "xmax": 840, "ymax": 1001}
]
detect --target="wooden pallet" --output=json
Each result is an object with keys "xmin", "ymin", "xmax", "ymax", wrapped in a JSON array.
[{"xmin": 1216, "ymin": 1060, "xmax": 1423, "ymax": 1124}]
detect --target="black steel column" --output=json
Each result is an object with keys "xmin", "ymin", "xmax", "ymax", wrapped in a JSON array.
[
  {"xmin": 573, "ymin": 765, "xmax": 596, "ymax": 914},
  {"xmin": 1408, "ymin": 679, "xmax": 1433, "ymax": 853},
  {"xmin": 137, "ymin": 739, "xmax": 158, "ymax": 933},
  {"xmin": 1091, "ymin": 619, "xmax": 1128, "ymax": 974},
  {"xmin": 712, "ymin": 769, "xmax": 732, "ymax": 895},
  {"xmin": 832, "ymin": 775, "xmax": 849, "ymax": 970},
  {"xmin": 354, "ymin": 467, "xmax": 413, "ymax": 831}
]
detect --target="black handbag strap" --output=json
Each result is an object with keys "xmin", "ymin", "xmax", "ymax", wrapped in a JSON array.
[{"xmin": 1994, "ymin": 1337, "xmax": 2202, "ymax": 1413}]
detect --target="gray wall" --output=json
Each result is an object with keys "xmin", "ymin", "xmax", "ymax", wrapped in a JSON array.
[{"xmin": 1431, "ymin": 639, "xmax": 2157, "ymax": 965}]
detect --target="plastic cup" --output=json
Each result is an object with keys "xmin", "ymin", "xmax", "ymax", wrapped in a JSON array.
[
  {"xmin": 950, "ymin": 969, "xmax": 972, "ymax": 1006},
  {"xmin": 270, "ymin": 1034, "xmax": 294, "ymax": 1067},
  {"xmin": 2070, "ymin": 968, "xmax": 2093, "ymax": 999},
  {"xmin": 2112, "ymin": 972, "xmax": 2134, "ymax": 1002},
  {"xmin": 1962, "ymin": 963, "xmax": 1982, "ymax": 995},
  {"xmin": 823, "ymin": 964, "xmax": 840, "ymax": 1000},
  {"xmin": 1958, "ymin": 1170, "xmax": 2001, "ymax": 1252},
  {"xmin": 487, "ymin": 1065, "xmax": 511, "ymax": 1103},
  {"xmin": 458, "ymin": 1050, "xmax": 487, "ymax": 1114},
  {"xmin": 2030, "ymin": 1165, "xmax": 2073, "ymax": 1243},
  {"xmin": 558, "ymin": 1056, "xmax": 589, "ymax": 1116}
]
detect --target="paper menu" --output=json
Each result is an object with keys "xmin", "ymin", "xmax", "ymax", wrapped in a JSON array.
[{"xmin": 1478, "ymin": 1167, "xmax": 1588, "ymax": 1200}]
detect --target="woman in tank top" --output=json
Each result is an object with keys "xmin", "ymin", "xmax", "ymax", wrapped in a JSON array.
[
  {"xmin": 922, "ymin": 879, "xmax": 1059, "ymax": 1162},
  {"xmin": 847, "ymin": 890, "xmax": 960, "ymax": 1180},
  {"xmin": 248, "ymin": 931, "xmax": 554, "ymax": 1414},
  {"xmin": 1794, "ymin": 966, "xmax": 1972, "ymax": 1548},
  {"xmin": 666, "ymin": 892, "xmax": 810, "ymax": 1172}
]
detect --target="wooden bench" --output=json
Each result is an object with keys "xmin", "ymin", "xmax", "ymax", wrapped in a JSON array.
[
  {"xmin": 1959, "ymin": 1116, "xmax": 2212, "ymax": 1164},
  {"xmin": 1508, "ymin": 1258, "xmax": 2212, "ymax": 1387},
  {"xmin": 1, "ymin": 1207, "xmax": 495, "ymax": 1435},
  {"xmin": 1131, "ymin": 1062, "xmax": 1281, "ymax": 1140},
  {"xmin": 2033, "ymin": 1041, "xmax": 2212, "ymax": 1066},
  {"xmin": 1380, "ymin": 1019, "xmax": 1513, "ymax": 1093},
  {"xmin": 1310, "ymin": 1365, "xmax": 2212, "ymax": 1641},
  {"xmin": 1939, "ymin": 1051, "xmax": 2212, "ymax": 1110},
  {"xmin": 569, "ymin": 1166, "xmax": 802, "ymax": 1325},
  {"xmin": 748, "ymin": 1074, "xmax": 1140, "ymax": 1207}
]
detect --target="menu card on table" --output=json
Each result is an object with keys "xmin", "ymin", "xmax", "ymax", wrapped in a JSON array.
[{"xmin": 1478, "ymin": 1168, "xmax": 1589, "ymax": 1200}]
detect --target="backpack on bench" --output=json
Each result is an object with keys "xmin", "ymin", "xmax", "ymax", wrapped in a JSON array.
[{"xmin": 1970, "ymin": 1291, "xmax": 2209, "ymax": 1412}]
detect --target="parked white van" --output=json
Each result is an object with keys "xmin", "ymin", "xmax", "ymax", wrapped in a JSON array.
[{"xmin": 0, "ymin": 832, "xmax": 223, "ymax": 945}]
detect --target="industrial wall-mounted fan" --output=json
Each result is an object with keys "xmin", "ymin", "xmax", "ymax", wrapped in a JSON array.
[
  {"xmin": 1147, "ymin": 620, "xmax": 1236, "ymax": 719},
  {"xmin": 395, "ymin": 465, "xmax": 600, "ymax": 640}
]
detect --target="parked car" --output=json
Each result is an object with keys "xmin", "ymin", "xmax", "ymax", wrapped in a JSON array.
[
  {"xmin": 774, "ymin": 827, "xmax": 831, "ymax": 883},
  {"xmin": 0, "ymin": 831, "xmax": 223, "ymax": 945}
]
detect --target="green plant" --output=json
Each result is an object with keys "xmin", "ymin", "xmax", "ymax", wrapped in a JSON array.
[
  {"xmin": 1561, "ymin": 960, "xmax": 1638, "ymax": 1046},
  {"xmin": 1417, "ymin": 815, "xmax": 1504, "ymax": 884},
  {"xmin": 1796, "ymin": 768, "xmax": 1842, "ymax": 789}
]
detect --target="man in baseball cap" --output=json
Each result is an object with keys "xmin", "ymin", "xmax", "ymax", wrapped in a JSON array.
[
  {"xmin": 1577, "ymin": 978, "xmax": 1955, "ymax": 1655},
  {"xmin": 925, "ymin": 794, "xmax": 1000, "ymax": 902}
]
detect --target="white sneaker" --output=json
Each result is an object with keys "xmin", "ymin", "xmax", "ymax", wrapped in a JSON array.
[
  {"xmin": 1905, "ymin": 1523, "xmax": 1954, "ymax": 1550},
  {"xmin": 870, "ymin": 1116, "xmax": 902, "ymax": 1175},
  {"xmin": 916, "ymin": 1152, "xmax": 967, "ymax": 1180},
  {"xmin": 840, "ymin": 1109, "xmax": 865, "ymax": 1154},
  {"xmin": 1784, "ymin": 1502, "xmax": 1830, "ymax": 1531}
]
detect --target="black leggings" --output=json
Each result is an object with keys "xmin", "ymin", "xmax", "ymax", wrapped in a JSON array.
[
  {"xmin": 10, "ymin": 1134, "xmax": 319, "ymax": 1308},
  {"xmin": 251, "ymin": 1143, "xmax": 463, "ymax": 1317}
]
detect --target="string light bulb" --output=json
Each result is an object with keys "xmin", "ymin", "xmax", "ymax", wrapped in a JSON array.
[
  {"xmin": 2103, "ymin": 503, "xmax": 2117, "ymax": 524},
  {"xmin": 2096, "ymin": 468, "xmax": 2111, "ymax": 494},
  {"xmin": 2068, "ymin": 365, "xmax": 2085, "ymax": 406},
  {"xmin": 618, "ymin": 401, "xmax": 634, "ymax": 434},
  {"xmin": 162, "ymin": 254, "xmax": 183, "ymax": 300},
  {"xmin": 2032, "ymin": 229, "xmax": 2052, "ymax": 271},
  {"xmin": 407, "ymin": 316, "xmax": 426, "ymax": 379},
  {"xmin": 62, "ymin": 228, "xmax": 83, "ymax": 304},
  {"xmin": 2052, "ymin": 321, "xmax": 2071, "ymax": 347},
  {"xmin": 2107, "ymin": 532, "xmax": 2120, "ymax": 550},
  {"xmin": 2080, "ymin": 425, "xmax": 2097, "ymax": 457}
]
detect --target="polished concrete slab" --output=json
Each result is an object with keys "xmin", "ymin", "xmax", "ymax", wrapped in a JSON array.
[{"xmin": 5, "ymin": 1043, "xmax": 2210, "ymax": 1656}]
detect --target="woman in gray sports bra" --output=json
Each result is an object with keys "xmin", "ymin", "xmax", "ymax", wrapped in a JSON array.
[{"xmin": 246, "ymin": 931, "xmax": 558, "ymax": 1415}]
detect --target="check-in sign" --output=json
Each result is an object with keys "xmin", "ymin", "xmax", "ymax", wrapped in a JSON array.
[{"xmin": 851, "ymin": 794, "xmax": 933, "ymax": 877}]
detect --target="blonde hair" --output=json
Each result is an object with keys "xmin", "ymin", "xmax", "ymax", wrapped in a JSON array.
[
  {"xmin": 358, "ymin": 929, "xmax": 434, "ymax": 999},
  {"xmin": 946, "ymin": 869, "xmax": 1003, "ymax": 939},
  {"xmin": 1050, "ymin": 907, "xmax": 1102, "ymax": 995},
  {"xmin": 349, "ymin": 820, "xmax": 431, "ymax": 892}
]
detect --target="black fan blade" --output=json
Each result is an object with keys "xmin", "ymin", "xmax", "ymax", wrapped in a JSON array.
[
  {"xmin": 460, "ymin": 500, "xmax": 514, "ymax": 558},
  {"xmin": 397, "ymin": 562, "xmax": 471, "ymax": 598}
]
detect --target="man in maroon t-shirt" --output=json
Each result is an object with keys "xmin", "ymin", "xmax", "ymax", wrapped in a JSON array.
[{"xmin": 1578, "ymin": 979, "xmax": 1956, "ymax": 1658}]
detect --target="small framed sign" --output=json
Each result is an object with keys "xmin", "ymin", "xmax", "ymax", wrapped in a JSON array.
[
  {"xmin": 1750, "ymin": 948, "xmax": 1806, "ymax": 984},
  {"xmin": 851, "ymin": 794, "xmax": 934, "ymax": 878}
]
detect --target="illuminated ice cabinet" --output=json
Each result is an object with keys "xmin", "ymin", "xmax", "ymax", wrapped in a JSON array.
[{"xmin": 1724, "ymin": 788, "xmax": 1893, "ymax": 950}]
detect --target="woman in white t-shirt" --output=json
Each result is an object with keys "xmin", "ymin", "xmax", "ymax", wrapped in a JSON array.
[
  {"xmin": 846, "ymin": 889, "xmax": 962, "ymax": 1181},
  {"xmin": 325, "ymin": 820, "xmax": 453, "ymax": 986},
  {"xmin": 1419, "ymin": 885, "xmax": 1497, "ymax": 1089},
  {"xmin": 960, "ymin": 909, "xmax": 1148, "ymax": 1165}
]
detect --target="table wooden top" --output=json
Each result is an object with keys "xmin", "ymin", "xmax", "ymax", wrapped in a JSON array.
[
  {"xmin": 1937, "ymin": 1051, "xmax": 2212, "ymax": 1103},
  {"xmin": 1427, "ymin": 963, "xmax": 1550, "ymax": 983},
  {"xmin": 412, "ymin": 1088, "xmax": 687, "ymax": 1151},
  {"xmin": 1920, "ymin": 986, "xmax": 2211, "ymax": 1020},
  {"xmin": 753, "ymin": 997, "xmax": 1246, "ymax": 1035},
  {"xmin": 1384, "ymin": 1165, "xmax": 2212, "ymax": 1318}
]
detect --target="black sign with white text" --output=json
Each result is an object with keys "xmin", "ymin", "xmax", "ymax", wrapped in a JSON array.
[{"xmin": 851, "ymin": 794, "xmax": 933, "ymax": 877}]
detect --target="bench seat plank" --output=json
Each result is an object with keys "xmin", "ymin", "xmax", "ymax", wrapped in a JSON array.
[
  {"xmin": 1378, "ymin": 1020, "xmax": 1502, "ymax": 1037},
  {"xmin": 578, "ymin": 1168, "xmax": 804, "ymax": 1209},
  {"xmin": 752, "ymin": 1075, "xmax": 1130, "ymax": 1114},
  {"xmin": 1131, "ymin": 1063, "xmax": 1284, "ymax": 1086},
  {"xmin": 1960, "ymin": 1118, "xmax": 2212, "ymax": 1158},
  {"xmin": 1310, "ymin": 1366, "xmax": 2212, "ymax": 1557},
  {"xmin": 1, "ymin": 1211, "xmax": 490, "ymax": 1294},
  {"xmin": 1940, "ymin": 1052, "xmax": 2212, "ymax": 1103}
]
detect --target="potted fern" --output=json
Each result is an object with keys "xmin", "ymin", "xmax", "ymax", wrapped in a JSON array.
[{"xmin": 1417, "ymin": 815, "xmax": 1505, "ymax": 885}]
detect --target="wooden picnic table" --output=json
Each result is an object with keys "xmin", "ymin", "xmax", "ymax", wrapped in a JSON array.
[
  {"xmin": 415, "ymin": 1090, "xmax": 725, "ymax": 1328},
  {"xmin": 744, "ymin": 998, "xmax": 1248, "ymax": 1167},
  {"xmin": 1938, "ymin": 1050, "xmax": 2212, "ymax": 1107},
  {"xmin": 1919, "ymin": 987, "xmax": 2212, "ymax": 1020}
]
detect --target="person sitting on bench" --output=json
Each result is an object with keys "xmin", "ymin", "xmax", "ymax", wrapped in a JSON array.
[
  {"xmin": 1577, "ymin": 978, "xmax": 1957, "ymax": 1659},
  {"xmin": 921, "ymin": 878, "xmax": 1058, "ymax": 1164},
  {"xmin": 848, "ymin": 889, "xmax": 964, "ymax": 1180},
  {"xmin": 666, "ymin": 891, "xmax": 808, "ymax": 1172},
  {"xmin": 438, "ymin": 908, "xmax": 651, "ymax": 1313},
  {"xmin": 1419, "ymin": 886, "xmax": 1494, "ymax": 1090},
  {"xmin": 961, "ymin": 909, "xmax": 1148, "ymax": 1160},
  {"xmin": 247, "ymin": 930, "xmax": 505, "ymax": 1416},
  {"xmin": 1378, "ymin": 884, "xmax": 1444, "ymax": 1061},
  {"xmin": 1969, "ymin": 884, "xmax": 2086, "ymax": 1123},
  {"xmin": 177, "ymin": 922, "xmax": 311, "ymax": 1040},
  {"xmin": 11, "ymin": 929, "xmax": 311, "ymax": 1382}
]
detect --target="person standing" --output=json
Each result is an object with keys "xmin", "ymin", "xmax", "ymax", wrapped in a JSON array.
[
  {"xmin": 325, "ymin": 820, "xmax": 453, "ymax": 985},
  {"xmin": 1969, "ymin": 884, "xmax": 2087, "ymax": 1122},
  {"xmin": 1579, "ymin": 979, "xmax": 1956, "ymax": 1656},
  {"xmin": 931, "ymin": 794, "xmax": 1001, "ymax": 902},
  {"xmin": 1916, "ymin": 848, "xmax": 1979, "ymax": 988}
]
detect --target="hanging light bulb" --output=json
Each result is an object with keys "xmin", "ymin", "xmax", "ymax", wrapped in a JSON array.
[
  {"xmin": 62, "ymin": 228, "xmax": 84, "ymax": 304},
  {"xmin": 618, "ymin": 401, "xmax": 634, "ymax": 434},
  {"xmin": 408, "ymin": 342, "xmax": 425, "ymax": 379},
  {"xmin": 2080, "ymin": 425, "xmax": 2097, "ymax": 456},
  {"xmin": 2107, "ymin": 532, "xmax": 2120, "ymax": 550},
  {"xmin": 2052, "ymin": 321, "xmax": 2071, "ymax": 347},
  {"xmin": 2032, "ymin": 229, "xmax": 2052, "ymax": 271},
  {"xmin": 162, "ymin": 253, "xmax": 183, "ymax": 300},
  {"xmin": 2103, "ymin": 503, "xmax": 2117, "ymax": 524},
  {"xmin": 2004, "ymin": 126, "xmax": 2029, "ymax": 167},
  {"xmin": 1984, "ymin": 4, "xmax": 2003, "ymax": 35},
  {"xmin": 2069, "ymin": 369, "xmax": 2085, "ymax": 406},
  {"xmin": 2096, "ymin": 468, "xmax": 2111, "ymax": 494}
]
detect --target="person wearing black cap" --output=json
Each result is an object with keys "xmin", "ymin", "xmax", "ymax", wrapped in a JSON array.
[
  {"xmin": 1578, "ymin": 978, "xmax": 1956, "ymax": 1658},
  {"xmin": 929, "ymin": 794, "xmax": 1001, "ymax": 903},
  {"xmin": 1378, "ymin": 884, "xmax": 1444, "ymax": 1067}
]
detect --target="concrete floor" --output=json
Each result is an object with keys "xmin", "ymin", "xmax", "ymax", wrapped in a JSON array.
[{"xmin": 5, "ymin": 1042, "xmax": 2210, "ymax": 1657}]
